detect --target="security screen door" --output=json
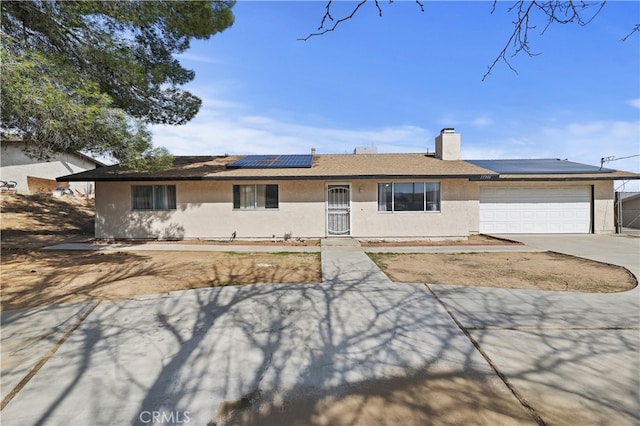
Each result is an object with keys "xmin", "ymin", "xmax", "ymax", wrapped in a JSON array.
[{"xmin": 327, "ymin": 185, "xmax": 351, "ymax": 236}]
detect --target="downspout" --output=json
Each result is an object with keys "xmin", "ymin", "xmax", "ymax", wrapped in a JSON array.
[{"xmin": 590, "ymin": 185, "xmax": 595, "ymax": 234}]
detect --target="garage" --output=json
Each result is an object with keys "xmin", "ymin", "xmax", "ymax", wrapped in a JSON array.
[{"xmin": 480, "ymin": 186, "xmax": 592, "ymax": 234}]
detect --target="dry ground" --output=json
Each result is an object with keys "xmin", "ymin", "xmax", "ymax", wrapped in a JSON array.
[
  {"xmin": 368, "ymin": 252, "xmax": 636, "ymax": 292},
  {"xmin": 1, "ymin": 193, "xmax": 95, "ymax": 256},
  {"xmin": 0, "ymin": 193, "xmax": 320, "ymax": 310},
  {"xmin": 360, "ymin": 234, "xmax": 519, "ymax": 247},
  {"xmin": 1, "ymin": 250, "xmax": 320, "ymax": 310}
]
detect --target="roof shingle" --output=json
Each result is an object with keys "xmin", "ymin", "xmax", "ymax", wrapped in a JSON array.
[
  {"xmin": 58, "ymin": 153, "xmax": 499, "ymax": 182},
  {"xmin": 58, "ymin": 153, "xmax": 640, "ymax": 182}
]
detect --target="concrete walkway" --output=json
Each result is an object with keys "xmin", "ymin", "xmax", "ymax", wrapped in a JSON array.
[
  {"xmin": 428, "ymin": 234, "xmax": 640, "ymax": 425},
  {"xmin": 1, "ymin": 235, "xmax": 638, "ymax": 425}
]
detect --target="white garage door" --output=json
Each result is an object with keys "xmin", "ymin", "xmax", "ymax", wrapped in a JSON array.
[{"xmin": 480, "ymin": 186, "xmax": 592, "ymax": 234}]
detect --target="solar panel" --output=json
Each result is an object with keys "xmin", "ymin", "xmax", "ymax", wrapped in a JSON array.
[
  {"xmin": 466, "ymin": 159, "xmax": 615, "ymax": 174},
  {"xmin": 228, "ymin": 154, "xmax": 313, "ymax": 169}
]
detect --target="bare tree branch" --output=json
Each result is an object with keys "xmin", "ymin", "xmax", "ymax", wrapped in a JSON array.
[
  {"xmin": 621, "ymin": 23, "xmax": 640, "ymax": 42},
  {"xmin": 318, "ymin": 0, "xmax": 335, "ymax": 32},
  {"xmin": 482, "ymin": 1, "xmax": 606, "ymax": 81},
  {"xmin": 374, "ymin": 0, "xmax": 383, "ymax": 17},
  {"xmin": 298, "ymin": 0, "xmax": 367, "ymax": 41},
  {"xmin": 298, "ymin": 0, "xmax": 424, "ymax": 41},
  {"xmin": 302, "ymin": 0, "xmax": 633, "ymax": 80},
  {"xmin": 483, "ymin": 1, "xmax": 536, "ymax": 81}
]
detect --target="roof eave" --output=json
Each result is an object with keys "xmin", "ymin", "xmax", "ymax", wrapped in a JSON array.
[
  {"xmin": 492, "ymin": 174, "xmax": 640, "ymax": 182},
  {"xmin": 61, "ymin": 173, "xmax": 500, "ymax": 182}
]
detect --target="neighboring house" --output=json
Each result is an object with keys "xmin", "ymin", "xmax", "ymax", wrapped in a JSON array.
[
  {"xmin": 0, "ymin": 141, "xmax": 105, "ymax": 195},
  {"xmin": 619, "ymin": 192, "xmax": 640, "ymax": 229},
  {"xmin": 58, "ymin": 129, "xmax": 640, "ymax": 240}
]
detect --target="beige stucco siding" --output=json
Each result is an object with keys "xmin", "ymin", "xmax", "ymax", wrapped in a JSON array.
[
  {"xmin": 593, "ymin": 180, "xmax": 615, "ymax": 233},
  {"xmin": 95, "ymin": 180, "xmax": 327, "ymax": 240},
  {"xmin": 350, "ymin": 179, "xmax": 476, "ymax": 239},
  {"xmin": 209, "ymin": 180, "xmax": 327, "ymax": 239},
  {"xmin": 95, "ymin": 179, "xmax": 616, "ymax": 240},
  {"xmin": 95, "ymin": 179, "xmax": 477, "ymax": 240}
]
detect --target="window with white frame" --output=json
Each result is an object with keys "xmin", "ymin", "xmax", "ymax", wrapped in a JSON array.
[
  {"xmin": 131, "ymin": 185, "xmax": 176, "ymax": 210},
  {"xmin": 233, "ymin": 184, "xmax": 279, "ymax": 209},
  {"xmin": 377, "ymin": 182, "xmax": 440, "ymax": 212}
]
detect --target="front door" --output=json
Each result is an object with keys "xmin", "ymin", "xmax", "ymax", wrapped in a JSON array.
[{"xmin": 327, "ymin": 184, "xmax": 351, "ymax": 236}]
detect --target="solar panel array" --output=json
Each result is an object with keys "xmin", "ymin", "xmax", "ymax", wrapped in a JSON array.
[
  {"xmin": 467, "ymin": 159, "xmax": 614, "ymax": 174},
  {"xmin": 228, "ymin": 154, "xmax": 313, "ymax": 169}
]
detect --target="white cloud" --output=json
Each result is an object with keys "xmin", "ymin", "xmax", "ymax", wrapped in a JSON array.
[
  {"xmin": 174, "ymin": 52, "xmax": 222, "ymax": 65},
  {"xmin": 460, "ymin": 147, "xmax": 506, "ymax": 160},
  {"xmin": 151, "ymin": 105, "xmax": 432, "ymax": 156},
  {"xmin": 471, "ymin": 116, "xmax": 494, "ymax": 127},
  {"xmin": 626, "ymin": 98, "xmax": 640, "ymax": 109},
  {"xmin": 437, "ymin": 115, "xmax": 493, "ymax": 128}
]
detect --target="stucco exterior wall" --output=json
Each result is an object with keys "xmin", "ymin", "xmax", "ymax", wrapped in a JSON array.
[
  {"xmin": 95, "ymin": 180, "xmax": 327, "ymax": 240},
  {"xmin": 95, "ymin": 179, "xmax": 616, "ymax": 240},
  {"xmin": 0, "ymin": 143, "xmax": 98, "ymax": 194},
  {"xmin": 95, "ymin": 179, "xmax": 476, "ymax": 240},
  {"xmin": 593, "ymin": 180, "xmax": 615, "ymax": 233},
  {"xmin": 350, "ymin": 179, "xmax": 476, "ymax": 239}
]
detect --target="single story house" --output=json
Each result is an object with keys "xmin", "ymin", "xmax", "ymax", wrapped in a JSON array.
[
  {"xmin": 1, "ymin": 140, "xmax": 105, "ymax": 195},
  {"xmin": 58, "ymin": 129, "xmax": 640, "ymax": 241}
]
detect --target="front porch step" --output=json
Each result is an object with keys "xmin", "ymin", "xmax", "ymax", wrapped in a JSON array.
[{"xmin": 321, "ymin": 238, "xmax": 362, "ymax": 248}]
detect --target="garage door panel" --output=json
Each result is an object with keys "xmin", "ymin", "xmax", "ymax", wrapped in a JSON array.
[{"xmin": 480, "ymin": 186, "xmax": 591, "ymax": 234}]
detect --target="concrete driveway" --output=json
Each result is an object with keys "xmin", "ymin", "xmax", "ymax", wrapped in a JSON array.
[
  {"xmin": 1, "ymin": 235, "xmax": 638, "ymax": 425},
  {"xmin": 429, "ymin": 234, "xmax": 640, "ymax": 425}
]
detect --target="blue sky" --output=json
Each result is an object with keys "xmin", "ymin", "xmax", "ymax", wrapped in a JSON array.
[{"xmin": 151, "ymin": 1, "xmax": 640, "ymax": 189}]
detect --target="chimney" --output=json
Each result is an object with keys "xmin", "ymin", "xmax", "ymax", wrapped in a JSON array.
[{"xmin": 435, "ymin": 128, "xmax": 460, "ymax": 160}]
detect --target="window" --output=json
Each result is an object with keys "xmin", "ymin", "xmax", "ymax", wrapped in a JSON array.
[
  {"xmin": 378, "ymin": 182, "xmax": 440, "ymax": 212},
  {"xmin": 131, "ymin": 185, "xmax": 176, "ymax": 210},
  {"xmin": 394, "ymin": 182, "xmax": 424, "ymax": 211},
  {"xmin": 233, "ymin": 184, "xmax": 278, "ymax": 209}
]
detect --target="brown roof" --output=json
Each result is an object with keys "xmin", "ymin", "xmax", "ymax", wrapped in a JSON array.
[
  {"xmin": 59, "ymin": 153, "xmax": 499, "ymax": 182},
  {"xmin": 58, "ymin": 153, "xmax": 640, "ymax": 182}
]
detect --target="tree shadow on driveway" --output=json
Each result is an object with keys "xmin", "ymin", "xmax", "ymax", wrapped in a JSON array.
[
  {"xmin": 2, "ymin": 263, "xmax": 637, "ymax": 425},
  {"xmin": 428, "ymin": 284, "xmax": 640, "ymax": 426}
]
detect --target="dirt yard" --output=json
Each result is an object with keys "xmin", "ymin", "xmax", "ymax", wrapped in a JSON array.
[
  {"xmin": 1, "ymin": 193, "xmax": 95, "ymax": 256},
  {"xmin": 368, "ymin": 252, "xmax": 636, "ymax": 292},
  {"xmin": 1, "ymin": 250, "xmax": 321, "ymax": 310},
  {"xmin": 0, "ymin": 194, "xmax": 320, "ymax": 310}
]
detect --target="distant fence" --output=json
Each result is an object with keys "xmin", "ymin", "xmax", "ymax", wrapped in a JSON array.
[
  {"xmin": 616, "ymin": 193, "xmax": 640, "ymax": 230},
  {"xmin": 27, "ymin": 176, "xmax": 68, "ymax": 194}
]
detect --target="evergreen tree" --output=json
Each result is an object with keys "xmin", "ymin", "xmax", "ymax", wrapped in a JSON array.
[{"xmin": 1, "ymin": 1, "xmax": 234, "ymax": 167}]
